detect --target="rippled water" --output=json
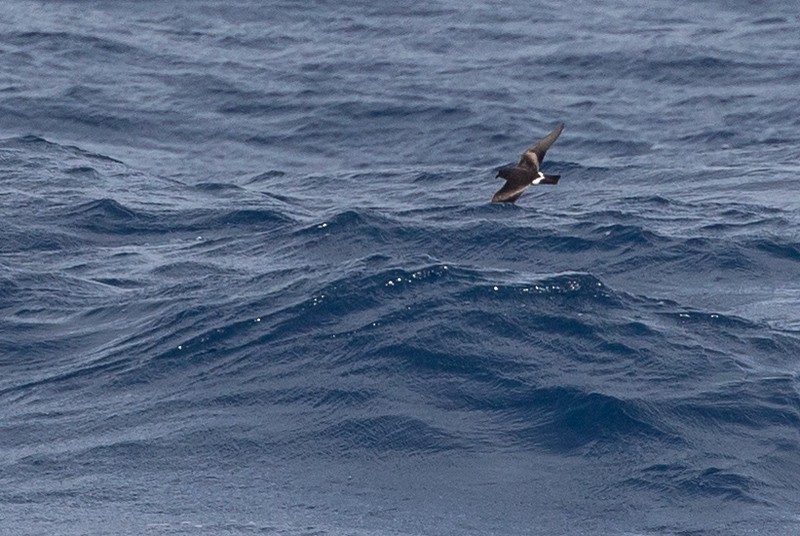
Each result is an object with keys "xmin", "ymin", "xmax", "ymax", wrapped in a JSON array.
[{"xmin": 2, "ymin": 1, "xmax": 800, "ymax": 535}]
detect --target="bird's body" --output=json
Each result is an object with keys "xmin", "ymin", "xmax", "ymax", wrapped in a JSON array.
[{"xmin": 492, "ymin": 123, "xmax": 564, "ymax": 203}]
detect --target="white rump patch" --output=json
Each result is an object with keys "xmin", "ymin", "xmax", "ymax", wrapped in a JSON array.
[{"xmin": 531, "ymin": 172, "xmax": 546, "ymax": 185}]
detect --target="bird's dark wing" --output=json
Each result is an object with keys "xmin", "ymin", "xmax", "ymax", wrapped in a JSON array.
[
  {"xmin": 517, "ymin": 123, "xmax": 565, "ymax": 170},
  {"xmin": 492, "ymin": 174, "xmax": 532, "ymax": 203}
]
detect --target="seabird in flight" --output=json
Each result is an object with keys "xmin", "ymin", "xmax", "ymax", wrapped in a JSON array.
[{"xmin": 492, "ymin": 123, "xmax": 564, "ymax": 203}]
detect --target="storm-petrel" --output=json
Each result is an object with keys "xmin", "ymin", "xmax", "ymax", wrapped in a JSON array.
[{"xmin": 492, "ymin": 123, "xmax": 564, "ymax": 203}]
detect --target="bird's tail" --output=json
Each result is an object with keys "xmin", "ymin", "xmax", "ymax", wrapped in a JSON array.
[{"xmin": 540, "ymin": 173, "xmax": 560, "ymax": 185}]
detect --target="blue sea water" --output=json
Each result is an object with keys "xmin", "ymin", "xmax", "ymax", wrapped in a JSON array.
[{"xmin": 1, "ymin": 0, "xmax": 800, "ymax": 534}]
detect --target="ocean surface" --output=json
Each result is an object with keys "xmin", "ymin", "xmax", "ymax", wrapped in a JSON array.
[{"xmin": 2, "ymin": 1, "xmax": 800, "ymax": 534}]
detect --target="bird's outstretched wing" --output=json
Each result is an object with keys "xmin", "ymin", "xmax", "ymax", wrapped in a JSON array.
[
  {"xmin": 492, "ymin": 172, "xmax": 532, "ymax": 203},
  {"xmin": 517, "ymin": 123, "xmax": 565, "ymax": 171}
]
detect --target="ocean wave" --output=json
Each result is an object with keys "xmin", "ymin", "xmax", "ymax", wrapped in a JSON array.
[
  {"xmin": 629, "ymin": 463, "xmax": 767, "ymax": 504},
  {"xmin": 2, "ymin": 30, "xmax": 139, "ymax": 56},
  {"xmin": 3, "ymin": 1, "xmax": 800, "ymax": 532}
]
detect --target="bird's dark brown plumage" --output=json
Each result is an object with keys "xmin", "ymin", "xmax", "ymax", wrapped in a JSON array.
[{"xmin": 492, "ymin": 123, "xmax": 564, "ymax": 203}]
